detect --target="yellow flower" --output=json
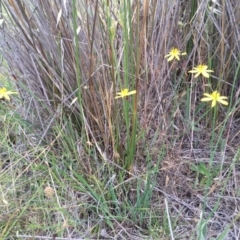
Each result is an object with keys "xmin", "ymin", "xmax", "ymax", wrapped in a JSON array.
[
  {"xmin": 0, "ymin": 87, "xmax": 18, "ymax": 101},
  {"xmin": 115, "ymin": 88, "xmax": 136, "ymax": 99},
  {"xmin": 188, "ymin": 64, "xmax": 214, "ymax": 78},
  {"xmin": 201, "ymin": 90, "xmax": 228, "ymax": 108},
  {"xmin": 164, "ymin": 48, "xmax": 187, "ymax": 62}
]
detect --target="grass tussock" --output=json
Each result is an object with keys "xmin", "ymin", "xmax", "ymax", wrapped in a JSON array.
[{"xmin": 0, "ymin": 0, "xmax": 240, "ymax": 239}]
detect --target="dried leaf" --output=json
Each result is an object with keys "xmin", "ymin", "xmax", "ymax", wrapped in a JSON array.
[
  {"xmin": 0, "ymin": 19, "xmax": 4, "ymax": 26},
  {"xmin": 76, "ymin": 26, "xmax": 81, "ymax": 34},
  {"xmin": 2, "ymin": 198, "xmax": 9, "ymax": 205},
  {"xmin": 44, "ymin": 186, "xmax": 55, "ymax": 198},
  {"xmin": 56, "ymin": 8, "xmax": 62, "ymax": 26},
  {"xmin": 165, "ymin": 175, "xmax": 170, "ymax": 186},
  {"xmin": 70, "ymin": 97, "xmax": 78, "ymax": 106}
]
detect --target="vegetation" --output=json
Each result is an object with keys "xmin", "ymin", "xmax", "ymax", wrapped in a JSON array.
[{"xmin": 0, "ymin": 0, "xmax": 239, "ymax": 239}]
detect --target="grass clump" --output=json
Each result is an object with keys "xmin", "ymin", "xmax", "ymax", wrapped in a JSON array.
[{"xmin": 0, "ymin": 0, "xmax": 240, "ymax": 239}]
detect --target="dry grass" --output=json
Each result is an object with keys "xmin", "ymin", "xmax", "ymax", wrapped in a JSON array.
[{"xmin": 0, "ymin": 0, "xmax": 240, "ymax": 239}]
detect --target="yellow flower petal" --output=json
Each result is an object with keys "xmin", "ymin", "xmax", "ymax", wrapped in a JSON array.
[
  {"xmin": 167, "ymin": 55, "xmax": 174, "ymax": 62},
  {"xmin": 4, "ymin": 94, "xmax": 10, "ymax": 101},
  {"xmin": 203, "ymin": 93, "xmax": 212, "ymax": 98},
  {"xmin": 126, "ymin": 90, "xmax": 136, "ymax": 96},
  {"xmin": 219, "ymin": 96, "xmax": 228, "ymax": 100},
  {"xmin": 188, "ymin": 69, "xmax": 197, "ymax": 73},
  {"xmin": 195, "ymin": 72, "xmax": 201, "ymax": 78},
  {"xmin": 202, "ymin": 72, "xmax": 210, "ymax": 78},
  {"xmin": 217, "ymin": 99, "xmax": 228, "ymax": 106},
  {"xmin": 211, "ymin": 100, "xmax": 217, "ymax": 108},
  {"xmin": 175, "ymin": 55, "xmax": 180, "ymax": 61}
]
